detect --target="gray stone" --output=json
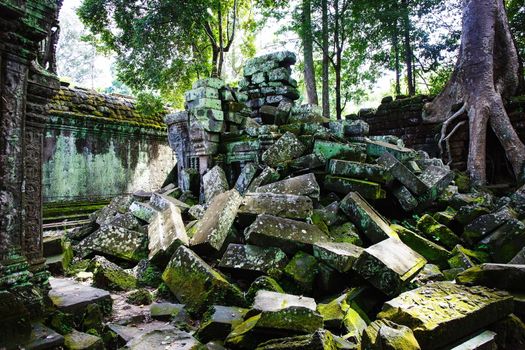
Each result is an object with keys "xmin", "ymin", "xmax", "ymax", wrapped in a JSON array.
[
  {"xmin": 239, "ymin": 192, "xmax": 313, "ymax": 219},
  {"xmin": 219, "ymin": 243, "xmax": 288, "ymax": 277},
  {"xmin": 203, "ymin": 165, "xmax": 230, "ymax": 203},
  {"xmin": 377, "ymin": 282, "xmax": 513, "ymax": 349},
  {"xmin": 247, "ymin": 166, "xmax": 279, "ymax": 192},
  {"xmin": 313, "ymin": 140, "xmax": 367, "ymax": 162},
  {"xmin": 343, "ymin": 119, "xmax": 370, "ymax": 136},
  {"xmin": 95, "ymin": 195, "xmax": 133, "ymax": 226},
  {"xmin": 162, "ymin": 246, "xmax": 246, "ymax": 314},
  {"xmin": 353, "ymin": 237, "xmax": 426, "ymax": 296},
  {"xmin": 361, "ymin": 319, "xmax": 421, "ymax": 350},
  {"xmin": 283, "ymin": 251, "xmax": 320, "ymax": 293},
  {"xmin": 366, "ymin": 140, "xmax": 417, "ymax": 161},
  {"xmin": 64, "ymin": 330, "xmax": 103, "ymax": 350},
  {"xmin": 149, "ymin": 302, "xmax": 190, "ymax": 322},
  {"xmin": 418, "ymin": 165, "xmax": 455, "ymax": 202},
  {"xmin": 510, "ymin": 246, "xmax": 525, "ymax": 264},
  {"xmin": 313, "ymin": 242, "xmax": 364, "ymax": 273},
  {"xmin": 191, "ymin": 189, "xmax": 243, "ymax": 254},
  {"xmin": 245, "ymin": 214, "xmax": 331, "ymax": 254},
  {"xmin": 88, "ymin": 255, "xmax": 137, "ymax": 291},
  {"xmin": 463, "ymin": 205, "xmax": 518, "ymax": 243},
  {"xmin": 328, "ymin": 159, "xmax": 393, "ymax": 184},
  {"xmin": 107, "ymin": 322, "xmax": 175, "ymax": 344},
  {"xmin": 234, "ymin": 163, "xmax": 258, "ymax": 194},
  {"xmin": 448, "ymin": 330, "xmax": 497, "ymax": 350},
  {"xmin": 185, "ymin": 86, "xmax": 220, "ymax": 101},
  {"xmin": 377, "ymin": 152, "xmax": 428, "ymax": 195},
  {"xmin": 256, "ymin": 329, "xmax": 340, "ymax": 350},
  {"xmin": 49, "ymin": 278, "xmax": 112, "ymax": 316},
  {"xmin": 129, "ymin": 201, "xmax": 157, "ymax": 223},
  {"xmin": 261, "ymin": 131, "xmax": 305, "ymax": 167},
  {"xmin": 124, "ymin": 328, "xmax": 201, "ymax": 350},
  {"xmin": 193, "ymin": 77, "xmax": 225, "ymax": 90},
  {"xmin": 195, "ymin": 305, "xmax": 248, "ymax": 343},
  {"xmin": 289, "ymin": 153, "xmax": 326, "ymax": 171},
  {"xmin": 256, "ymin": 173, "xmax": 320, "ymax": 200},
  {"xmin": 480, "ymin": 218, "xmax": 525, "ymax": 262},
  {"xmin": 324, "ymin": 176, "xmax": 386, "ymax": 200},
  {"xmin": 456, "ymin": 263, "xmax": 525, "ymax": 292},
  {"xmin": 340, "ymin": 192, "xmax": 397, "ymax": 243},
  {"xmin": 392, "ymin": 186, "xmax": 418, "ymax": 212},
  {"xmin": 23, "ymin": 323, "xmax": 65, "ymax": 350}
]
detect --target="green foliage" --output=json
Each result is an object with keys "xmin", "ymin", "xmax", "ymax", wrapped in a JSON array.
[
  {"xmin": 507, "ymin": 0, "xmax": 525, "ymax": 59},
  {"xmin": 135, "ymin": 92, "xmax": 166, "ymax": 117}
]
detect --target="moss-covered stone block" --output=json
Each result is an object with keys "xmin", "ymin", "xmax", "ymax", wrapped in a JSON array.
[
  {"xmin": 88, "ymin": 256, "xmax": 137, "ymax": 291},
  {"xmin": 239, "ymin": 192, "xmax": 313, "ymax": 219},
  {"xmin": 324, "ymin": 175, "xmax": 386, "ymax": 200},
  {"xmin": 313, "ymin": 140, "xmax": 366, "ymax": 162},
  {"xmin": 417, "ymin": 214, "xmax": 460, "ymax": 250},
  {"xmin": 256, "ymin": 173, "xmax": 320, "ymax": 200},
  {"xmin": 313, "ymin": 242, "xmax": 363, "ymax": 273},
  {"xmin": 328, "ymin": 159, "xmax": 393, "ymax": 184},
  {"xmin": 261, "ymin": 131, "xmax": 306, "ymax": 167}
]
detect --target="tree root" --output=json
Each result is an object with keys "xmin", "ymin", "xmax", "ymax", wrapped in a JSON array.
[{"xmin": 438, "ymin": 103, "xmax": 466, "ymax": 162}]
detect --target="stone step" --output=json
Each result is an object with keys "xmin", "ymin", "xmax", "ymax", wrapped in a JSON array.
[{"xmin": 48, "ymin": 277, "xmax": 112, "ymax": 316}]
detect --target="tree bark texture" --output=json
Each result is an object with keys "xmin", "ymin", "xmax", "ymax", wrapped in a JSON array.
[
  {"xmin": 303, "ymin": 0, "xmax": 319, "ymax": 105},
  {"xmin": 321, "ymin": 0, "xmax": 330, "ymax": 118},
  {"xmin": 425, "ymin": 0, "xmax": 525, "ymax": 186},
  {"xmin": 401, "ymin": 0, "xmax": 415, "ymax": 95}
]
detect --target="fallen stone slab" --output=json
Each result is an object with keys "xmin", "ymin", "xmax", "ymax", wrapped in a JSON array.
[
  {"xmin": 202, "ymin": 165, "xmax": 230, "ymax": 203},
  {"xmin": 289, "ymin": 153, "xmax": 326, "ymax": 171},
  {"xmin": 234, "ymin": 163, "xmax": 258, "ymax": 194},
  {"xmin": 463, "ymin": 205, "xmax": 518, "ymax": 244},
  {"xmin": 239, "ymin": 192, "xmax": 313, "ymax": 220},
  {"xmin": 361, "ymin": 319, "xmax": 421, "ymax": 350},
  {"xmin": 313, "ymin": 140, "xmax": 366, "ymax": 162},
  {"xmin": 340, "ymin": 192, "xmax": 397, "ymax": 243},
  {"xmin": 417, "ymin": 214, "xmax": 460, "ymax": 250},
  {"xmin": 124, "ymin": 328, "xmax": 201, "ymax": 350},
  {"xmin": 88, "ymin": 255, "xmax": 137, "ymax": 291},
  {"xmin": 377, "ymin": 282, "xmax": 513, "ymax": 349},
  {"xmin": 95, "ymin": 195, "xmax": 134, "ymax": 227},
  {"xmin": 283, "ymin": 251, "xmax": 319, "ymax": 294},
  {"xmin": 147, "ymin": 195, "xmax": 188, "ymax": 263},
  {"xmin": 23, "ymin": 323, "xmax": 64, "ymax": 350},
  {"xmin": 64, "ymin": 330, "xmax": 104, "ymax": 350},
  {"xmin": 456, "ymin": 263, "xmax": 525, "ymax": 292},
  {"xmin": 391, "ymin": 224, "xmax": 451, "ymax": 269},
  {"xmin": 244, "ymin": 214, "xmax": 331, "ymax": 254},
  {"xmin": 251, "ymin": 290, "xmax": 317, "ymax": 314},
  {"xmin": 77, "ymin": 225, "xmax": 148, "ymax": 262},
  {"xmin": 377, "ymin": 152, "xmax": 428, "ymax": 195},
  {"xmin": 510, "ymin": 246, "xmax": 525, "ymax": 264},
  {"xmin": 247, "ymin": 166, "xmax": 279, "ymax": 192},
  {"xmin": 261, "ymin": 131, "xmax": 306, "ymax": 167},
  {"xmin": 313, "ymin": 241, "xmax": 364, "ymax": 273},
  {"xmin": 48, "ymin": 277, "xmax": 112, "ymax": 316},
  {"xmin": 195, "ymin": 305, "xmax": 248, "ymax": 343},
  {"xmin": 162, "ymin": 246, "xmax": 246, "ymax": 315},
  {"xmin": 256, "ymin": 173, "xmax": 320, "ymax": 200},
  {"xmin": 324, "ymin": 176, "xmax": 386, "ymax": 200},
  {"xmin": 246, "ymin": 276, "xmax": 285, "ymax": 304},
  {"xmin": 392, "ymin": 185, "xmax": 419, "ymax": 212},
  {"xmin": 256, "ymin": 329, "xmax": 339, "ymax": 350},
  {"xmin": 219, "ymin": 243, "xmax": 288, "ymax": 277},
  {"xmin": 129, "ymin": 201, "xmax": 157, "ymax": 223},
  {"xmin": 447, "ymin": 330, "xmax": 497, "ymax": 350},
  {"xmin": 107, "ymin": 322, "xmax": 175, "ymax": 344},
  {"xmin": 418, "ymin": 165, "xmax": 454, "ymax": 203},
  {"xmin": 316, "ymin": 292, "xmax": 367, "ymax": 341},
  {"xmin": 365, "ymin": 139, "xmax": 417, "ymax": 161},
  {"xmin": 479, "ymin": 218, "xmax": 525, "ymax": 263},
  {"xmin": 149, "ymin": 302, "xmax": 189, "ymax": 322},
  {"xmin": 327, "ymin": 159, "xmax": 393, "ymax": 184},
  {"xmin": 191, "ymin": 189, "xmax": 243, "ymax": 254},
  {"xmin": 353, "ymin": 237, "xmax": 426, "ymax": 296}
]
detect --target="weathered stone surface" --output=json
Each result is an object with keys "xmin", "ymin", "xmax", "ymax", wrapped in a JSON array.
[
  {"xmin": 377, "ymin": 282, "xmax": 514, "ymax": 349},
  {"xmin": 247, "ymin": 166, "xmax": 280, "ymax": 192},
  {"xmin": 340, "ymin": 192, "xmax": 397, "ymax": 243},
  {"xmin": 191, "ymin": 189, "xmax": 243, "ymax": 253},
  {"xmin": 149, "ymin": 302, "xmax": 189, "ymax": 322},
  {"xmin": 391, "ymin": 224, "xmax": 451, "ymax": 269},
  {"xmin": 510, "ymin": 246, "xmax": 525, "ymax": 264},
  {"xmin": 456, "ymin": 263, "xmax": 525, "ymax": 292},
  {"xmin": 202, "ymin": 165, "xmax": 230, "ymax": 203},
  {"xmin": 417, "ymin": 214, "xmax": 460, "ymax": 250},
  {"xmin": 124, "ymin": 328, "xmax": 201, "ymax": 349},
  {"xmin": 256, "ymin": 173, "xmax": 320, "ymax": 200},
  {"xmin": 219, "ymin": 243, "xmax": 288, "ymax": 277},
  {"xmin": 252, "ymin": 290, "xmax": 317, "ymax": 314},
  {"xmin": 313, "ymin": 140, "xmax": 366, "ymax": 162},
  {"xmin": 365, "ymin": 140, "xmax": 417, "ymax": 161},
  {"xmin": 256, "ymin": 329, "xmax": 339, "ymax": 349},
  {"xmin": 418, "ymin": 165, "xmax": 454, "ymax": 202},
  {"xmin": 95, "ymin": 195, "xmax": 134, "ymax": 226},
  {"xmin": 195, "ymin": 305, "xmax": 248, "ymax": 343},
  {"xmin": 353, "ymin": 237, "xmax": 426, "ymax": 296},
  {"xmin": 463, "ymin": 205, "xmax": 517, "ymax": 243},
  {"xmin": 185, "ymin": 86, "xmax": 220, "ymax": 101},
  {"xmin": 447, "ymin": 330, "xmax": 497, "ymax": 350},
  {"xmin": 161, "ymin": 246, "xmax": 246, "ymax": 314},
  {"xmin": 64, "ymin": 330, "xmax": 104, "ymax": 350},
  {"xmin": 316, "ymin": 292, "xmax": 367, "ymax": 341},
  {"xmin": 234, "ymin": 163, "xmax": 258, "ymax": 194},
  {"xmin": 239, "ymin": 192, "xmax": 313, "ymax": 219},
  {"xmin": 23, "ymin": 323, "xmax": 65, "ymax": 350},
  {"xmin": 193, "ymin": 77, "xmax": 225, "ymax": 90},
  {"xmin": 245, "ymin": 214, "xmax": 331, "ymax": 254},
  {"xmin": 313, "ymin": 242, "xmax": 364, "ymax": 273},
  {"xmin": 0, "ymin": 291, "xmax": 32, "ymax": 348},
  {"xmin": 392, "ymin": 186, "xmax": 418, "ymax": 212},
  {"xmin": 479, "ymin": 218, "xmax": 525, "ymax": 263},
  {"xmin": 129, "ymin": 201, "xmax": 157, "ymax": 223},
  {"xmin": 49, "ymin": 278, "xmax": 112, "ymax": 315},
  {"xmin": 78, "ymin": 225, "xmax": 148, "ymax": 262},
  {"xmin": 327, "ymin": 159, "xmax": 393, "ymax": 184},
  {"xmin": 324, "ymin": 176, "xmax": 386, "ymax": 200},
  {"xmin": 246, "ymin": 276, "xmax": 285, "ymax": 303},
  {"xmin": 147, "ymin": 194, "xmax": 188, "ymax": 263},
  {"xmin": 283, "ymin": 251, "xmax": 319, "ymax": 293},
  {"xmin": 361, "ymin": 319, "xmax": 421, "ymax": 350},
  {"xmin": 261, "ymin": 131, "xmax": 305, "ymax": 167},
  {"xmin": 377, "ymin": 152, "xmax": 428, "ymax": 195},
  {"xmin": 329, "ymin": 222, "xmax": 363, "ymax": 245},
  {"xmin": 88, "ymin": 255, "xmax": 137, "ymax": 291}
]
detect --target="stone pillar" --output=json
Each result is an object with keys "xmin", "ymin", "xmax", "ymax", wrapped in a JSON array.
[{"xmin": 0, "ymin": 0, "xmax": 60, "ymax": 325}]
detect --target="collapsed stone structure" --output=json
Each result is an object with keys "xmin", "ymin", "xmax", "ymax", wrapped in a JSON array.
[{"xmin": 23, "ymin": 51, "xmax": 525, "ymax": 349}]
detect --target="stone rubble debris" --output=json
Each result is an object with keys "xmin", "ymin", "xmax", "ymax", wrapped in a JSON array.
[{"xmin": 44, "ymin": 51, "xmax": 525, "ymax": 349}]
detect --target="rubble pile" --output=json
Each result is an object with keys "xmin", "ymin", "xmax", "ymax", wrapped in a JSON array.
[{"xmin": 42, "ymin": 52, "xmax": 525, "ymax": 350}]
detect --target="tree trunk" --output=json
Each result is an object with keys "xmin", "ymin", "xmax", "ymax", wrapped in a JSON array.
[
  {"xmin": 393, "ymin": 30, "xmax": 401, "ymax": 95},
  {"xmin": 211, "ymin": 47, "xmax": 219, "ymax": 77},
  {"xmin": 303, "ymin": 0, "xmax": 319, "ymax": 105},
  {"xmin": 321, "ymin": 0, "xmax": 330, "ymax": 118},
  {"xmin": 335, "ymin": 58, "xmax": 342, "ymax": 120},
  {"xmin": 425, "ymin": 0, "xmax": 525, "ymax": 186},
  {"xmin": 401, "ymin": 0, "xmax": 415, "ymax": 95}
]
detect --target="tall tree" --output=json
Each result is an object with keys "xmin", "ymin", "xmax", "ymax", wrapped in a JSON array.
[
  {"xmin": 426, "ymin": 0, "xmax": 525, "ymax": 186},
  {"xmin": 302, "ymin": 0, "xmax": 319, "ymax": 105},
  {"xmin": 321, "ymin": 0, "xmax": 330, "ymax": 116}
]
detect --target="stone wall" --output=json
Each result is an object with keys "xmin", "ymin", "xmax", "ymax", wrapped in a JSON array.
[
  {"xmin": 363, "ymin": 95, "xmax": 525, "ymax": 182},
  {"xmin": 44, "ymin": 86, "xmax": 177, "ymax": 204}
]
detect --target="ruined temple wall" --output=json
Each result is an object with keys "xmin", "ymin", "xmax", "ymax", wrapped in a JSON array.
[
  {"xmin": 363, "ymin": 95, "xmax": 525, "ymax": 172},
  {"xmin": 44, "ymin": 86, "xmax": 176, "ymax": 203}
]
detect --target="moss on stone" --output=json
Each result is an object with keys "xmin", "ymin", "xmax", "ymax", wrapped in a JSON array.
[{"xmin": 126, "ymin": 289, "xmax": 153, "ymax": 306}]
